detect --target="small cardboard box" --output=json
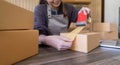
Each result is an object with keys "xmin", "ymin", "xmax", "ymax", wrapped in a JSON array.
[
  {"xmin": 61, "ymin": 32, "xmax": 100, "ymax": 53},
  {"xmin": 71, "ymin": 33, "xmax": 100, "ymax": 53},
  {"xmin": 93, "ymin": 23, "xmax": 118, "ymax": 32},
  {"xmin": 101, "ymin": 31, "xmax": 118, "ymax": 40},
  {"xmin": 0, "ymin": 30, "xmax": 39, "ymax": 65},
  {"xmin": 0, "ymin": 0, "xmax": 33, "ymax": 30}
]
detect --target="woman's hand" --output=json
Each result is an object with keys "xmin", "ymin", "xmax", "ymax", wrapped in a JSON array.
[{"xmin": 39, "ymin": 35, "xmax": 73, "ymax": 51}]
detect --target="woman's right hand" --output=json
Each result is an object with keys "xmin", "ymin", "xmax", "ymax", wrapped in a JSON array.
[{"xmin": 39, "ymin": 35, "xmax": 73, "ymax": 51}]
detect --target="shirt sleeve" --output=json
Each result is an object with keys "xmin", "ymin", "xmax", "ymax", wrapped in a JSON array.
[
  {"xmin": 34, "ymin": 5, "xmax": 52, "ymax": 35},
  {"xmin": 71, "ymin": 8, "xmax": 79, "ymax": 23},
  {"xmin": 65, "ymin": 4, "xmax": 79, "ymax": 28},
  {"xmin": 68, "ymin": 4, "xmax": 79, "ymax": 23}
]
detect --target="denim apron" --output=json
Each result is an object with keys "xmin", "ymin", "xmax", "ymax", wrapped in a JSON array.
[{"xmin": 47, "ymin": 5, "xmax": 68, "ymax": 35}]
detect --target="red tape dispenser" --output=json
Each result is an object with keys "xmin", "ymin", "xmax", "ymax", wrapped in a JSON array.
[{"xmin": 76, "ymin": 7, "xmax": 90, "ymax": 26}]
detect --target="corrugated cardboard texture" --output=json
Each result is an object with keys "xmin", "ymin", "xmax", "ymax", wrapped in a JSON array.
[
  {"xmin": 0, "ymin": 30, "xmax": 39, "ymax": 65},
  {"xmin": 101, "ymin": 32, "xmax": 118, "ymax": 40},
  {"xmin": 61, "ymin": 32, "xmax": 100, "ymax": 53},
  {"xmin": 0, "ymin": 0, "xmax": 34, "ymax": 30},
  {"xmin": 71, "ymin": 33, "xmax": 100, "ymax": 53},
  {"xmin": 93, "ymin": 23, "xmax": 118, "ymax": 32}
]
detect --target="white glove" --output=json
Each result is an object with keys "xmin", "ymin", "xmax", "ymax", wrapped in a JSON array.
[{"xmin": 39, "ymin": 35, "xmax": 73, "ymax": 51}]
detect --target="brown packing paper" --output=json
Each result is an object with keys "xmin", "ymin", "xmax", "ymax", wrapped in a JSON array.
[
  {"xmin": 68, "ymin": 23, "xmax": 77, "ymax": 32},
  {"xmin": 66, "ymin": 23, "xmax": 93, "ymax": 40},
  {"xmin": 79, "ymin": 28, "xmax": 90, "ymax": 33},
  {"xmin": 65, "ymin": 26, "xmax": 86, "ymax": 40},
  {"xmin": 68, "ymin": 23, "xmax": 92, "ymax": 33},
  {"xmin": 93, "ymin": 23, "xmax": 118, "ymax": 32},
  {"xmin": 0, "ymin": 30, "xmax": 39, "ymax": 65},
  {"xmin": 0, "ymin": 0, "xmax": 33, "ymax": 30}
]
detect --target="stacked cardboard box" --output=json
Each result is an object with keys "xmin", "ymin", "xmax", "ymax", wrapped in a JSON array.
[
  {"xmin": 0, "ymin": 1, "xmax": 39, "ymax": 65},
  {"xmin": 0, "ymin": 30, "xmax": 39, "ymax": 65},
  {"xmin": 0, "ymin": 0, "xmax": 33, "ymax": 30},
  {"xmin": 93, "ymin": 23, "xmax": 118, "ymax": 40}
]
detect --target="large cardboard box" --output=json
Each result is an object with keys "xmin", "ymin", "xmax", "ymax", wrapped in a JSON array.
[
  {"xmin": 93, "ymin": 23, "xmax": 118, "ymax": 32},
  {"xmin": 0, "ymin": 0, "xmax": 34, "ymax": 30},
  {"xmin": 0, "ymin": 30, "xmax": 39, "ymax": 65},
  {"xmin": 61, "ymin": 32, "xmax": 100, "ymax": 53},
  {"xmin": 101, "ymin": 31, "xmax": 118, "ymax": 40}
]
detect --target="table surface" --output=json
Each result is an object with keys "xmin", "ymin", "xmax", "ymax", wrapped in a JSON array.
[{"xmin": 14, "ymin": 45, "xmax": 120, "ymax": 65}]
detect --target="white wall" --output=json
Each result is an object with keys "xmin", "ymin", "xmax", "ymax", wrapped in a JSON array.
[
  {"xmin": 105, "ymin": 0, "xmax": 120, "ymax": 26},
  {"xmin": 5, "ymin": 0, "xmax": 39, "ymax": 12}
]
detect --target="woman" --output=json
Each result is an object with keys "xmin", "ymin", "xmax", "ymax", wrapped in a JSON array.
[{"xmin": 34, "ymin": 0, "xmax": 78, "ymax": 50}]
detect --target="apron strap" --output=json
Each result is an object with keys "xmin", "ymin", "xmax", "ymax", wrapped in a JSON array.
[
  {"xmin": 47, "ymin": 5, "xmax": 52, "ymax": 19},
  {"xmin": 47, "ymin": 3, "xmax": 68, "ymax": 18}
]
